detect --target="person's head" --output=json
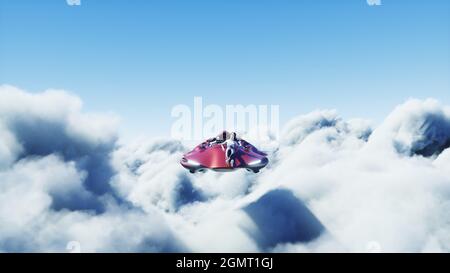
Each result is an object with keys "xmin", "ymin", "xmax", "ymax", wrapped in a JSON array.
[
  {"xmin": 222, "ymin": 130, "xmax": 228, "ymax": 140},
  {"xmin": 231, "ymin": 132, "xmax": 237, "ymax": 141}
]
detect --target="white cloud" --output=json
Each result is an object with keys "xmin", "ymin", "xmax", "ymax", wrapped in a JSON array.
[
  {"xmin": 260, "ymin": 98, "xmax": 450, "ymax": 252},
  {"xmin": 369, "ymin": 98, "xmax": 450, "ymax": 157},
  {"xmin": 1, "ymin": 85, "xmax": 450, "ymax": 252},
  {"xmin": 0, "ymin": 121, "xmax": 21, "ymax": 169}
]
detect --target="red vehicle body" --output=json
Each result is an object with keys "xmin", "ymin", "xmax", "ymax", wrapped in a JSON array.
[{"xmin": 180, "ymin": 139, "xmax": 269, "ymax": 173}]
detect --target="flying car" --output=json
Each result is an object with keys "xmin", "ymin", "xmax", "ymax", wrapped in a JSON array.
[{"xmin": 180, "ymin": 132, "xmax": 269, "ymax": 173}]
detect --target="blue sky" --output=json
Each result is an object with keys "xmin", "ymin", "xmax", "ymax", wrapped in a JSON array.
[{"xmin": 0, "ymin": 0, "xmax": 449, "ymax": 137}]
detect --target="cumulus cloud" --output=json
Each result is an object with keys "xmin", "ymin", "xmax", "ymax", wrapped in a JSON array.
[
  {"xmin": 0, "ymin": 85, "xmax": 119, "ymax": 199},
  {"xmin": 111, "ymin": 138, "xmax": 205, "ymax": 212},
  {"xmin": 262, "ymin": 98, "xmax": 450, "ymax": 252},
  {"xmin": 1, "ymin": 85, "xmax": 450, "ymax": 253},
  {"xmin": 369, "ymin": 98, "xmax": 450, "ymax": 157},
  {"xmin": 0, "ymin": 85, "xmax": 181, "ymax": 252}
]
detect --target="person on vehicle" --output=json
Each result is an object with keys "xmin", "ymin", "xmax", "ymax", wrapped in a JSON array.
[
  {"xmin": 206, "ymin": 130, "xmax": 229, "ymax": 145},
  {"xmin": 221, "ymin": 132, "xmax": 240, "ymax": 167}
]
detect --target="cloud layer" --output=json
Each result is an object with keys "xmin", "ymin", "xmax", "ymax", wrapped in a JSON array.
[{"xmin": 1, "ymin": 85, "xmax": 450, "ymax": 252}]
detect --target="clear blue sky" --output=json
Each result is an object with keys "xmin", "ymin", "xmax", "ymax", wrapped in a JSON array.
[{"xmin": 1, "ymin": 0, "xmax": 449, "ymax": 137}]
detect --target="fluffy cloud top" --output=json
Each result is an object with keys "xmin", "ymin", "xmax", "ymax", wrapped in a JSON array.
[
  {"xmin": 0, "ymin": 85, "xmax": 180, "ymax": 252},
  {"xmin": 1, "ymin": 85, "xmax": 450, "ymax": 252},
  {"xmin": 369, "ymin": 99, "xmax": 450, "ymax": 157}
]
